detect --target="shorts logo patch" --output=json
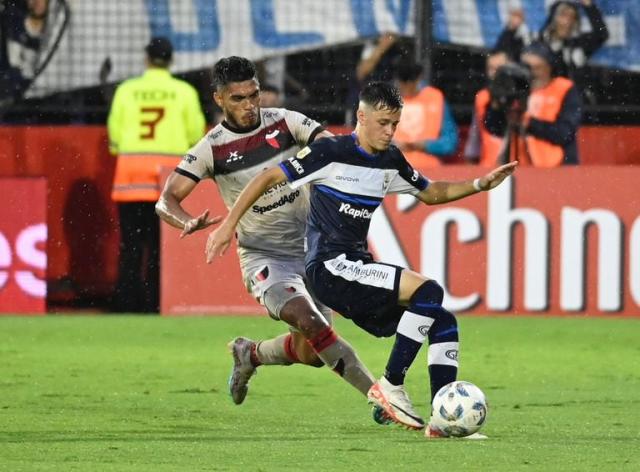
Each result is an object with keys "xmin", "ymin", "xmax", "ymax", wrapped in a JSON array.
[
  {"xmin": 285, "ymin": 286, "xmax": 296, "ymax": 293},
  {"xmin": 418, "ymin": 325, "xmax": 430, "ymax": 336},
  {"xmin": 445, "ymin": 349, "xmax": 459, "ymax": 361}
]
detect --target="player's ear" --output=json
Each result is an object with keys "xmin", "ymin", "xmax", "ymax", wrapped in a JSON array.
[
  {"xmin": 356, "ymin": 108, "xmax": 366, "ymax": 126},
  {"xmin": 213, "ymin": 91, "xmax": 223, "ymax": 108}
]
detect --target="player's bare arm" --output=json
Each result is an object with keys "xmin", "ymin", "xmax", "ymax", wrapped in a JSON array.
[
  {"xmin": 155, "ymin": 172, "xmax": 222, "ymax": 238},
  {"xmin": 205, "ymin": 166, "xmax": 288, "ymax": 262},
  {"xmin": 417, "ymin": 161, "xmax": 518, "ymax": 205}
]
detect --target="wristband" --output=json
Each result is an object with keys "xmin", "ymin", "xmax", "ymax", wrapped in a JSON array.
[{"xmin": 473, "ymin": 178, "xmax": 483, "ymax": 191}]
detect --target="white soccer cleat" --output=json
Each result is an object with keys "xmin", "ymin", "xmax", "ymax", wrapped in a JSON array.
[
  {"xmin": 227, "ymin": 337, "xmax": 258, "ymax": 405},
  {"xmin": 367, "ymin": 376, "xmax": 425, "ymax": 430}
]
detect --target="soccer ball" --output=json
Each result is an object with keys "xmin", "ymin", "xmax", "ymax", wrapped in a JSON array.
[{"xmin": 430, "ymin": 381, "xmax": 488, "ymax": 437}]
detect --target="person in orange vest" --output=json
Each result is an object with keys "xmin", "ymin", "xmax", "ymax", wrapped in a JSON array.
[
  {"xmin": 107, "ymin": 37, "xmax": 206, "ymax": 312},
  {"xmin": 393, "ymin": 60, "xmax": 459, "ymax": 168},
  {"xmin": 464, "ymin": 50, "xmax": 509, "ymax": 167},
  {"xmin": 485, "ymin": 41, "xmax": 582, "ymax": 167}
]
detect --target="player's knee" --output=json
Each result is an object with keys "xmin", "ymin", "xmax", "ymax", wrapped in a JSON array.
[
  {"xmin": 409, "ymin": 279, "xmax": 444, "ymax": 308},
  {"xmin": 428, "ymin": 308, "xmax": 458, "ymax": 344},
  {"xmin": 281, "ymin": 304, "xmax": 328, "ymax": 337}
]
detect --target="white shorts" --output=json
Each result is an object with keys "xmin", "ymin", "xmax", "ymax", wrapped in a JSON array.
[{"xmin": 243, "ymin": 258, "xmax": 332, "ymax": 327}]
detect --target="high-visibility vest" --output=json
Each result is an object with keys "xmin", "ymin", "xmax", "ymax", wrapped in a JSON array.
[
  {"xmin": 475, "ymin": 88, "xmax": 505, "ymax": 167},
  {"xmin": 395, "ymin": 86, "xmax": 444, "ymax": 168},
  {"xmin": 107, "ymin": 68, "xmax": 205, "ymax": 202},
  {"xmin": 522, "ymin": 77, "xmax": 574, "ymax": 168}
]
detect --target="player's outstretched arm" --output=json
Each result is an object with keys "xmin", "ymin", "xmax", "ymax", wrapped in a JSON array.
[
  {"xmin": 155, "ymin": 172, "xmax": 222, "ymax": 238},
  {"xmin": 205, "ymin": 166, "xmax": 288, "ymax": 263},
  {"xmin": 417, "ymin": 161, "xmax": 518, "ymax": 205}
]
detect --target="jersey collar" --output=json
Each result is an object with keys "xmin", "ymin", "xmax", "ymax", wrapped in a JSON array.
[
  {"xmin": 351, "ymin": 132, "xmax": 377, "ymax": 160},
  {"xmin": 221, "ymin": 116, "xmax": 262, "ymax": 134}
]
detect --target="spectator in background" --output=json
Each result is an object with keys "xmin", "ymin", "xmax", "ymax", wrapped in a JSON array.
[
  {"xmin": 345, "ymin": 33, "xmax": 413, "ymax": 125},
  {"xmin": 464, "ymin": 50, "xmax": 510, "ymax": 166},
  {"xmin": 0, "ymin": 0, "xmax": 49, "ymax": 104},
  {"xmin": 256, "ymin": 55, "xmax": 308, "ymax": 107},
  {"xmin": 107, "ymin": 37, "xmax": 205, "ymax": 313},
  {"xmin": 259, "ymin": 83, "xmax": 282, "ymax": 108},
  {"xmin": 495, "ymin": 0, "xmax": 608, "ymax": 101},
  {"xmin": 485, "ymin": 42, "xmax": 582, "ymax": 167},
  {"xmin": 393, "ymin": 60, "xmax": 458, "ymax": 168}
]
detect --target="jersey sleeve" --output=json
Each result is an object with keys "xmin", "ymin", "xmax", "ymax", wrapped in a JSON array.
[
  {"xmin": 278, "ymin": 140, "xmax": 333, "ymax": 189},
  {"xmin": 282, "ymin": 109, "xmax": 325, "ymax": 146},
  {"xmin": 387, "ymin": 148, "xmax": 430, "ymax": 195},
  {"xmin": 175, "ymin": 136, "xmax": 214, "ymax": 182}
]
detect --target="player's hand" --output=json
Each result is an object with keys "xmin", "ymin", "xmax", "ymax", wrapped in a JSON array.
[
  {"xmin": 378, "ymin": 32, "xmax": 398, "ymax": 51},
  {"xmin": 205, "ymin": 222, "xmax": 234, "ymax": 263},
  {"xmin": 180, "ymin": 210, "xmax": 222, "ymax": 239},
  {"xmin": 477, "ymin": 161, "xmax": 519, "ymax": 191}
]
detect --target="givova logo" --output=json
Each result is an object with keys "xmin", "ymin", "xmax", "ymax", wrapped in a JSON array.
[{"xmin": 339, "ymin": 203, "xmax": 373, "ymax": 219}]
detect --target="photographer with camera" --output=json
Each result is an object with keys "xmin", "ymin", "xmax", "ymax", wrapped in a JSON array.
[
  {"xmin": 464, "ymin": 50, "xmax": 509, "ymax": 166},
  {"xmin": 485, "ymin": 42, "xmax": 582, "ymax": 167},
  {"xmin": 495, "ymin": 1, "xmax": 608, "ymax": 98}
]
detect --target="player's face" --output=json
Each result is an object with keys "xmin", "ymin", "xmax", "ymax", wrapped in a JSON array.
[
  {"xmin": 358, "ymin": 105, "xmax": 401, "ymax": 153},
  {"xmin": 214, "ymin": 79, "xmax": 260, "ymax": 129}
]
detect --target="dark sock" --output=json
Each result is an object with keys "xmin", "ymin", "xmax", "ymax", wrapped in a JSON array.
[{"xmin": 384, "ymin": 280, "xmax": 444, "ymax": 386}]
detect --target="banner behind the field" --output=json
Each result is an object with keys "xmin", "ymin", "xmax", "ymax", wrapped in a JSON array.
[
  {"xmin": 30, "ymin": 0, "xmax": 415, "ymax": 96},
  {"xmin": 0, "ymin": 179, "xmax": 47, "ymax": 315},
  {"xmin": 160, "ymin": 166, "xmax": 640, "ymax": 316},
  {"xmin": 433, "ymin": 0, "xmax": 640, "ymax": 70}
]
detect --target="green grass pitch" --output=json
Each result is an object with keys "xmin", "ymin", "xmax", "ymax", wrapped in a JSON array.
[{"xmin": 1, "ymin": 315, "xmax": 639, "ymax": 471}]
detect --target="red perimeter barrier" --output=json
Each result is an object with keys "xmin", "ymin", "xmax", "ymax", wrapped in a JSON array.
[
  {"xmin": 0, "ymin": 178, "xmax": 47, "ymax": 314},
  {"xmin": 0, "ymin": 125, "xmax": 638, "ymax": 310},
  {"xmin": 160, "ymin": 166, "xmax": 640, "ymax": 316}
]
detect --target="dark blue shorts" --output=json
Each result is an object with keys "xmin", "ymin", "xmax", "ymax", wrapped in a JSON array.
[{"xmin": 306, "ymin": 253, "xmax": 405, "ymax": 338}]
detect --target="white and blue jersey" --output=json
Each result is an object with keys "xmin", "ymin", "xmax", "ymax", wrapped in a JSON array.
[{"xmin": 279, "ymin": 133, "xmax": 429, "ymax": 269}]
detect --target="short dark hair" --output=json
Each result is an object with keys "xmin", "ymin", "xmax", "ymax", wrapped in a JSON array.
[
  {"xmin": 212, "ymin": 56, "xmax": 257, "ymax": 90},
  {"xmin": 145, "ymin": 37, "xmax": 173, "ymax": 67},
  {"xmin": 359, "ymin": 81, "xmax": 403, "ymax": 111}
]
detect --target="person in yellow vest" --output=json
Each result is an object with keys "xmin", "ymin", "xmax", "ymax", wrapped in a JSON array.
[
  {"xmin": 393, "ymin": 60, "xmax": 459, "ymax": 168},
  {"xmin": 107, "ymin": 37, "xmax": 206, "ymax": 312},
  {"xmin": 485, "ymin": 42, "xmax": 582, "ymax": 167},
  {"xmin": 464, "ymin": 50, "xmax": 509, "ymax": 167}
]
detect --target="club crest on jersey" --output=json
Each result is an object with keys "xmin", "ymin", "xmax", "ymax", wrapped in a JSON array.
[
  {"xmin": 226, "ymin": 151, "xmax": 243, "ymax": 163},
  {"xmin": 266, "ymin": 129, "xmax": 280, "ymax": 149},
  {"xmin": 382, "ymin": 173, "xmax": 391, "ymax": 192}
]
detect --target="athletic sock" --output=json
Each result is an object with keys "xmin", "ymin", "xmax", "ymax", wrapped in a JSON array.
[
  {"xmin": 427, "ymin": 310, "xmax": 459, "ymax": 400},
  {"xmin": 384, "ymin": 280, "xmax": 444, "ymax": 386},
  {"xmin": 307, "ymin": 326, "xmax": 375, "ymax": 396},
  {"xmin": 255, "ymin": 334, "xmax": 294, "ymax": 366}
]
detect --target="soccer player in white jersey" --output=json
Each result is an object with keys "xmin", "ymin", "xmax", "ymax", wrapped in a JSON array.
[
  {"xmin": 155, "ymin": 57, "xmax": 419, "ymax": 425},
  {"xmin": 205, "ymin": 81, "xmax": 517, "ymax": 436}
]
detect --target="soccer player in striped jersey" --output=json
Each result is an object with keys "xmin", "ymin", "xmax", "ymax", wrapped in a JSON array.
[
  {"xmin": 156, "ymin": 57, "xmax": 406, "ymax": 424},
  {"xmin": 205, "ymin": 81, "xmax": 517, "ymax": 435}
]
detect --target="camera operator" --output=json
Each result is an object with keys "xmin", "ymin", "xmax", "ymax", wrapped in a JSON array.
[
  {"xmin": 485, "ymin": 42, "xmax": 582, "ymax": 167},
  {"xmin": 464, "ymin": 50, "xmax": 509, "ymax": 166}
]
